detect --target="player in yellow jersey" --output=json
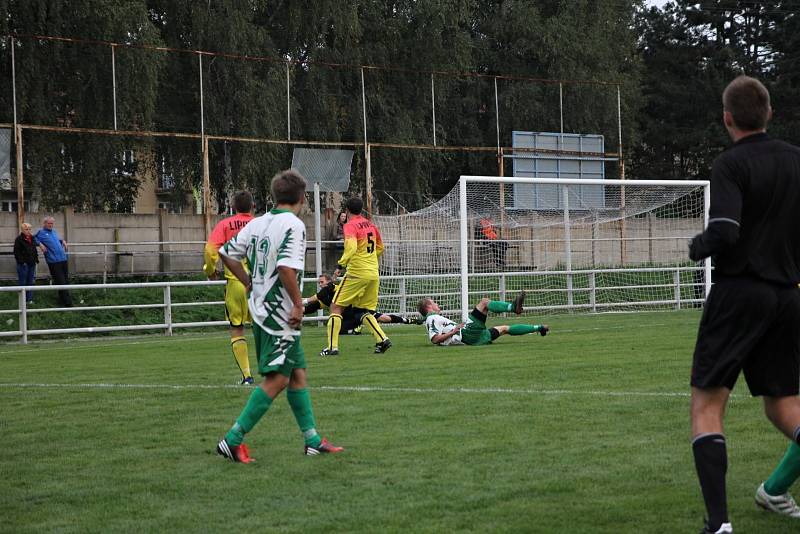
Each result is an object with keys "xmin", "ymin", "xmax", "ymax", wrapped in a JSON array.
[
  {"xmin": 320, "ymin": 197, "xmax": 391, "ymax": 356},
  {"xmin": 203, "ymin": 191, "xmax": 255, "ymax": 384}
]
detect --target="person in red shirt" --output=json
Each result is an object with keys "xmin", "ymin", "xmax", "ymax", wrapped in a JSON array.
[
  {"xmin": 203, "ymin": 191, "xmax": 255, "ymax": 384},
  {"xmin": 478, "ymin": 217, "xmax": 508, "ymax": 270}
]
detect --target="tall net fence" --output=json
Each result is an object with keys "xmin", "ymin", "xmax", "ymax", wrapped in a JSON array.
[
  {"xmin": 375, "ymin": 177, "xmax": 708, "ymax": 317},
  {"xmin": 0, "ymin": 34, "xmax": 627, "ymax": 219}
]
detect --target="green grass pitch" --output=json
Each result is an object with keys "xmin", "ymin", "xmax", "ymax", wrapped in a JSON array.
[{"xmin": 1, "ymin": 310, "xmax": 797, "ymax": 533}]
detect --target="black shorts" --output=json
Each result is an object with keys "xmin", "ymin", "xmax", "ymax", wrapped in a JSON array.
[
  {"xmin": 340, "ymin": 308, "xmax": 373, "ymax": 334},
  {"xmin": 691, "ymin": 277, "xmax": 800, "ymax": 396}
]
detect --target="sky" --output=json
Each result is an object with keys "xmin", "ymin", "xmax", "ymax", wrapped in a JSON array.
[{"xmin": 645, "ymin": 0, "xmax": 670, "ymax": 7}]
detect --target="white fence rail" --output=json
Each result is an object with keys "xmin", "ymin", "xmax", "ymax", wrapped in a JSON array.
[{"xmin": 0, "ymin": 267, "xmax": 704, "ymax": 344}]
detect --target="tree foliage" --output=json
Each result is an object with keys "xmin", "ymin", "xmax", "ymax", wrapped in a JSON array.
[
  {"xmin": 0, "ymin": 0, "xmax": 718, "ymax": 213},
  {"xmin": 630, "ymin": 0, "xmax": 800, "ymax": 181}
]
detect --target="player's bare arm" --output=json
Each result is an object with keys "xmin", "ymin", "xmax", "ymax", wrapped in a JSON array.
[
  {"xmin": 431, "ymin": 322, "xmax": 464, "ymax": 345},
  {"xmin": 278, "ymin": 265, "xmax": 303, "ymax": 329}
]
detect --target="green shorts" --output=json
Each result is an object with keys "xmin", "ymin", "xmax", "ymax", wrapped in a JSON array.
[
  {"xmin": 253, "ymin": 324, "xmax": 306, "ymax": 377},
  {"xmin": 461, "ymin": 313, "xmax": 493, "ymax": 346}
]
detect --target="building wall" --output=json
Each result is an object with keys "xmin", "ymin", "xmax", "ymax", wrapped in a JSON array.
[{"xmin": 0, "ymin": 208, "xmax": 341, "ymax": 281}]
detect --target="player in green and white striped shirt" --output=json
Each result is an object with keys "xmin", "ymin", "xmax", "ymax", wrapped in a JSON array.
[{"xmin": 215, "ymin": 169, "xmax": 343, "ymax": 463}]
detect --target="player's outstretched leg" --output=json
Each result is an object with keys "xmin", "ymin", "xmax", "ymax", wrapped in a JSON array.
[
  {"xmin": 320, "ymin": 313, "xmax": 342, "ymax": 356},
  {"xmin": 494, "ymin": 324, "xmax": 549, "ymax": 339},
  {"xmin": 381, "ymin": 313, "xmax": 413, "ymax": 324},
  {"xmin": 508, "ymin": 324, "xmax": 549, "ymax": 336},
  {"xmin": 361, "ymin": 312, "xmax": 392, "ymax": 354},
  {"xmin": 480, "ymin": 291, "xmax": 526, "ymax": 316}
]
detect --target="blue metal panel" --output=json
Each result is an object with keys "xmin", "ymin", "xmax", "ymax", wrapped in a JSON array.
[{"xmin": 511, "ymin": 131, "xmax": 606, "ymax": 210}]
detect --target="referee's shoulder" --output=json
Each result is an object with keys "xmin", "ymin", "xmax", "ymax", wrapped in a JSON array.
[{"xmin": 770, "ymin": 137, "xmax": 800, "ymax": 155}]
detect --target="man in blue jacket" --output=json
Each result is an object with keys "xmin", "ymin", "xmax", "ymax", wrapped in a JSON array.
[{"xmin": 35, "ymin": 216, "xmax": 73, "ymax": 307}]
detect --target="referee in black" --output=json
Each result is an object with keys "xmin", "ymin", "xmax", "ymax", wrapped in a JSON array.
[{"xmin": 689, "ymin": 75, "xmax": 800, "ymax": 534}]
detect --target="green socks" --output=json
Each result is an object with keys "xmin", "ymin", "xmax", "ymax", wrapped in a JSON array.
[
  {"xmin": 287, "ymin": 388, "xmax": 322, "ymax": 447},
  {"xmin": 764, "ymin": 443, "xmax": 800, "ymax": 496},
  {"xmin": 508, "ymin": 324, "xmax": 542, "ymax": 335},
  {"xmin": 225, "ymin": 387, "xmax": 272, "ymax": 446},
  {"xmin": 488, "ymin": 300, "xmax": 512, "ymax": 313}
]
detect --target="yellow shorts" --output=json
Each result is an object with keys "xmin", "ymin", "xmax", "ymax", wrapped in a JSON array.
[
  {"xmin": 332, "ymin": 275, "xmax": 379, "ymax": 311},
  {"xmin": 224, "ymin": 278, "xmax": 251, "ymax": 327}
]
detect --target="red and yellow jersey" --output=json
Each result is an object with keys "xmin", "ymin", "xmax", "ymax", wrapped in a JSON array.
[
  {"xmin": 338, "ymin": 214, "xmax": 384, "ymax": 280},
  {"xmin": 203, "ymin": 212, "xmax": 254, "ymax": 279}
]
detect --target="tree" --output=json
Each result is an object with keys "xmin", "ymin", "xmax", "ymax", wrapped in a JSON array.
[
  {"xmin": 2, "ymin": 0, "xmax": 162, "ymax": 212},
  {"xmin": 630, "ymin": 1, "xmax": 800, "ymax": 182}
]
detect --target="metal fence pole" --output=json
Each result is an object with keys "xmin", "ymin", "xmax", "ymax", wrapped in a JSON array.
[
  {"xmin": 286, "ymin": 62, "xmax": 291, "ymax": 140},
  {"xmin": 559, "ymin": 83, "xmax": 564, "ymax": 136},
  {"xmin": 674, "ymin": 270, "xmax": 681, "ymax": 310},
  {"xmin": 459, "ymin": 178, "xmax": 469, "ymax": 322},
  {"xmin": 563, "ymin": 184, "xmax": 573, "ymax": 309},
  {"xmin": 361, "ymin": 69, "xmax": 372, "ymax": 215},
  {"xmin": 431, "ymin": 73, "xmax": 436, "ymax": 147},
  {"xmin": 102, "ymin": 244, "xmax": 108, "ymax": 285},
  {"xmin": 111, "ymin": 44, "xmax": 118, "ymax": 130},
  {"xmin": 494, "ymin": 76, "xmax": 500, "ymax": 152},
  {"xmin": 164, "ymin": 285, "xmax": 173, "ymax": 336},
  {"xmin": 11, "ymin": 36, "xmax": 17, "ymax": 128},
  {"xmin": 15, "ymin": 126, "xmax": 24, "ymax": 227},
  {"xmin": 399, "ymin": 277, "xmax": 407, "ymax": 315},
  {"xmin": 19, "ymin": 289, "xmax": 27, "ymax": 344},
  {"xmin": 589, "ymin": 271, "xmax": 596, "ymax": 313},
  {"xmin": 314, "ymin": 182, "xmax": 322, "ymax": 280}
]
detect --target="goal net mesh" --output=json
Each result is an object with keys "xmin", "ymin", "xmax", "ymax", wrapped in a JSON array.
[{"xmin": 374, "ymin": 178, "xmax": 707, "ymax": 318}]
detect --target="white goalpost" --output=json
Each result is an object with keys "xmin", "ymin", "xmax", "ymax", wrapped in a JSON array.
[{"xmin": 375, "ymin": 176, "xmax": 711, "ymax": 321}]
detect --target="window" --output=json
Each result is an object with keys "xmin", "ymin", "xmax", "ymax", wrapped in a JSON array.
[
  {"xmin": 114, "ymin": 149, "xmax": 135, "ymax": 176},
  {"xmin": 158, "ymin": 201, "xmax": 182, "ymax": 214},
  {"xmin": 0, "ymin": 200, "xmax": 30, "ymax": 212},
  {"xmin": 157, "ymin": 154, "xmax": 175, "ymax": 190}
]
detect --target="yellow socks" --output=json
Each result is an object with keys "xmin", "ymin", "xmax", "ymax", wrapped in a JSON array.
[
  {"xmin": 231, "ymin": 336, "xmax": 251, "ymax": 379},
  {"xmin": 326, "ymin": 313, "xmax": 342, "ymax": 350},
  {"xmin": 361, "ymin": 313, "xmax": 388, "ymax": 342}
]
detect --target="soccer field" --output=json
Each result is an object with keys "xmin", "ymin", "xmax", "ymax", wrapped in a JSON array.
[{"xmin": 1, "ymin": 311, "xmax": 796, "ymax": 533}]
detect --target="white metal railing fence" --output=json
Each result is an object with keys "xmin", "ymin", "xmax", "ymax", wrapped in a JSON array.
[{"xmin": 0, "ymin": 267, "xmax": 705, "ymax": 344}]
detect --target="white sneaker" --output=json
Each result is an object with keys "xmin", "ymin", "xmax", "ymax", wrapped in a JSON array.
[
  {"xmin": 755, "ymin": 482, "xmax": 800, "ymax": 518},
  {"xmin": 702, "ymin": 522, "xmax": 733, "ymax": 534}
]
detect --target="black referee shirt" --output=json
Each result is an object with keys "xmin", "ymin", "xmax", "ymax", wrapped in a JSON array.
[{"xmin": 690, "ymin": 132, "xmax": 800, "ymax": 286}]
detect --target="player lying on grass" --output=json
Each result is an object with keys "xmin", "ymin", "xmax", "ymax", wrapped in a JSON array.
[
  {"xmin": 304, "ymin": 274, "xmax": 418, "ymax": 334},
  {"xmin": 418, "ymin": 292, "xmax": 549, "ymax": 346}
]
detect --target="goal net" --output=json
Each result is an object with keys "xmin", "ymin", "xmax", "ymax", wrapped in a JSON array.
[{"xmin": 375, "ymin": 176, "xmax": 710, "ymax": 320}]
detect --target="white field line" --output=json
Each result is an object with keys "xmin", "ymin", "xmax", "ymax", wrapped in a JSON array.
[
  {"xmin": 0, "ymin": 321, "xmax": 685, "ymax": 355},
  {"xmin": 0, "ymin": 382, "xmax": 698, "ymax": 398}
]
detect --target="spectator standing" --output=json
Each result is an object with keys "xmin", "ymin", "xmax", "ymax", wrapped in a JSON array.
[
  {"xmin": 35, "ymin": 216, "xmax": 73, "ymax": 307},
  {"xmin": 13, "ymin": 222, "xmax": 38, "ymax": 303},
  {"xmin": 478, "ymin": 216, "xmax": 509, "ymax": 270},
  {"xmin": 335, "ymin": 211, "xmax": 347, "ymax": 243}
]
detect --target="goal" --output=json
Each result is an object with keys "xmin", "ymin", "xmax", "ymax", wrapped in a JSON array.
[{"xmin": 375, "ymin": 176, "xmax": 710, "ymax": 321}]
